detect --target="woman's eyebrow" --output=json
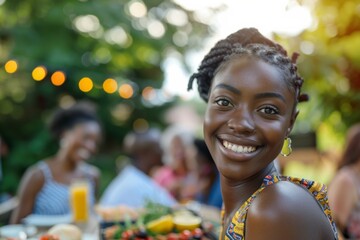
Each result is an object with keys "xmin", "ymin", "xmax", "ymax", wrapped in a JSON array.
[
  {"xmin": 213, "ymin": 84, "xmax": 286, "ymax": 102},
  {"xmin": 255, "ymin": 92, "xmax": 286, "ymax": 103},
  {"xmin": 213, "ymin": 83, "xmax": 240, "ymax": 95}
]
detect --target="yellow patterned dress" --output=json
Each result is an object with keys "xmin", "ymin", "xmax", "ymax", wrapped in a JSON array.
[{"xmin": 221, "ymin": 175, "xmax": 339, "ymax": 240}]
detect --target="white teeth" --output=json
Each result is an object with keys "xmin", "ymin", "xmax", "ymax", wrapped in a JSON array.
[{"xmin": 223, "ymin": 140, "xmax": 256, "ymax": 153}]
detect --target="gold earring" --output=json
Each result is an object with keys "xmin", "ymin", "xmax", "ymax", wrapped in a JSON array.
[{"xmin": 281, "ymin": 137, "xmax": 292, "ymax": 156}]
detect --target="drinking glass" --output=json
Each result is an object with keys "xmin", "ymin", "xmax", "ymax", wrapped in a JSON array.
[{"xmin": 70, "ymin": 180, "xmax": 89, "ymax": 222}]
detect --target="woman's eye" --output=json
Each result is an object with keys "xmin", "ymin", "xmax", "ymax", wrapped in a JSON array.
[
  {"xmin": 215, "ymin": 99, "xmax": 231, "ymax": 107},
  {"xmin": 259, "ymin": 106, "xmax": 279, "ymax": 115}
]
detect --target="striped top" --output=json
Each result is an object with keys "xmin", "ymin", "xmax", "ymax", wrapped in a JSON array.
[
  {"xmin": 33, "ymin": 161, "xmax": 95, "ymax": 215},
  {"xmin": 222, "ymin": 175, "xmax": 339, "ymax": 240}
]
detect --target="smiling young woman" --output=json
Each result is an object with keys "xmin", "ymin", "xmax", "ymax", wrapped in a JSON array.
[
  {"xmin": 10, "ymin": 101, "xmax": 102, "ymax": 224},
  {"xmin": 188, "ymin": 28, "xmax": 338, "ymax": 240}
]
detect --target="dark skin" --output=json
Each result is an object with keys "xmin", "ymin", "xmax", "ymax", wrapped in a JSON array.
[
  {"xmin": 204, "ymin": 57, "xmax": 334, "ymax": 239},
  {"xmin": 10, "ymin": 122, "xmax": 101, "ymax": 224}
]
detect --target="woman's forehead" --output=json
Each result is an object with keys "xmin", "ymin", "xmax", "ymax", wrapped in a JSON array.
[{"xmin": 214, "ymin": 57, "xmax": 286, "ymax": 88}]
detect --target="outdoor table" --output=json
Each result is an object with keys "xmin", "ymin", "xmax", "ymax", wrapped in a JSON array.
[
  {"xmin": 0, "ymin": 202, "xmax": 221, "ymax": 240},
  {"xmin": 0, "ymin": 214, "xmax": 100, "ymax": 240}
]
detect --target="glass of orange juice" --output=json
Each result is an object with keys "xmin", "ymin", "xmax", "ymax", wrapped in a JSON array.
[{"xmin": 70, "ymin": 179, "xmax": 89, "ymax": 222}]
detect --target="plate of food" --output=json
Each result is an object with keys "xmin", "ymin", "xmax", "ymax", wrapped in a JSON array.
[
  {"xmin": 0, "ymin": 224, "xmax": 37, "ymax": 238},
  {"xmin": 98, "ymin": 202, "xmax": 217, "ymax": 240},
  {"xmin": 22, "ymin": 214, "xmax": 72, "ymax": 227}
]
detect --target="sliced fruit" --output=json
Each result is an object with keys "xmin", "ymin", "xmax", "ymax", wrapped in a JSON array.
[
  {"xmin": 173, "ymin": 215, "xmax": 202, "ymax": 231},
  {"xmin": 146, "ymin": 214, "xmax": 174, "ymax": 234}
]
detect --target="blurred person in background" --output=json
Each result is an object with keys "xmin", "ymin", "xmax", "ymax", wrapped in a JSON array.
[
  {"xmin": 10, "ymin": 101, "xmax": 102, "ymax": 224},
  {"xmin": 152, "ymin": 125, "xmax": 197, "ymax": 201},
  {"xmin": 99, "ymin": 128, "xmax": 177, "ymax": 208},
  {"xmin": 0, "ymin": 135, "xmax": 10, "ymax": 203},
  {"xmin": 328, "ymin": 123, "xmax": 360, "ymax": 239},
  {"xmin": 182, "ymin": 138, "xmax": 222, "ymax": 208}
]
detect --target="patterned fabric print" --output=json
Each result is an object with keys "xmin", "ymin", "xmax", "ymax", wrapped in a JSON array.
[{"xmin": 221, "ymin": 175, "xmax": 338, "ymax": 240}]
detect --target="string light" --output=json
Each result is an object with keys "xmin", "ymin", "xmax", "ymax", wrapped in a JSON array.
[
  {"xmin": 32, "ymin": 66, "xmax": 47, "ymax": 81},
  {"xmin": 2, "ymin": 60, "xmax": 151, "ymax": 100},
  {"xmin": 79, "ymin": 77, "xmax": 93, "ymax": 92},
  {"xmin": 4, "ymin": 60, "xmax": 18, "ymax": 73},
  {"xmin": 103, "ymin": 78, "xmax": 118, "ymax": 94},
  {"xmin": 119, "ymin": 83, "xmax": 134, "ymax": 99},
  {"xmin": 51, "ymin": 71, "xmax": 66, "ymax": 86}
]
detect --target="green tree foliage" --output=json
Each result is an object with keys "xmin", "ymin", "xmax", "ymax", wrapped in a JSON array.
[
  {"xmin": 277, "ymin": 0, "xmax": 360, "ymax": 151},
  {"xmin": 0, "ymin": 0, "xmax": 215, "ymax": 194}
]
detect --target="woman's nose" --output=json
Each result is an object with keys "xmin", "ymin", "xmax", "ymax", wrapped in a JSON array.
[{"xmin": 227, "ymin": 107, "xmax": 255, "ymax": 134}]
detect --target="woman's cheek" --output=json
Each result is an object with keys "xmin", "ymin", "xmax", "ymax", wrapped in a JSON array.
[{"xmin": 203, "ymin": 110, "xmax": 213, "ymax": 136}]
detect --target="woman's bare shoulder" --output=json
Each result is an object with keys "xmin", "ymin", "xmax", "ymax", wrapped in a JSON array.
[
  {"xmin": 246, "ymin": 181, "xmax": 334, "ymax": 239},
  {"xmin": 18, "ymin": 163, "xmax": 46, "ymax": 193},
  {"xmin": 23, "ymin": 163, "xmax": 45, "ymax": 182}
]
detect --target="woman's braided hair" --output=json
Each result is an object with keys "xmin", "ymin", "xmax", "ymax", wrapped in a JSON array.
[{"xmin": 188, "ymin": 28, "xmax": 308, "ymax": 104}]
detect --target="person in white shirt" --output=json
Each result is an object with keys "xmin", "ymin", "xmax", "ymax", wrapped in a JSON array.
[{"xmin": 100, "ymin": 128, "xmax": 177, "ymax": 208}]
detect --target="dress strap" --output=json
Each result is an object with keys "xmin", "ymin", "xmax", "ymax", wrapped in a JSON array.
[
  {"xmin": 37, "ymin": 161, "xmax": 53, "ymax": 181},
  {"xmin": 225, "ymin": 177, "xmax": 277, "ymax": 239}
]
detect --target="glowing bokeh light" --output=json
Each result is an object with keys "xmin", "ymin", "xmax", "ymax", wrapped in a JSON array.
[
  {"xmin": 105, "ymin": 26, "xmax": 129, "ymax": 46},
  {"xmin": 128, "ymin": 1, "xmax": 147, "ymax": 18},
  {"xmin": 147, "ymin": 20, "xmax": 165, "ymax": 38},
  {"xmin": 103, "ymin": 78, "xmax": 118, "ymax": 94},
  {"xmin": 79, "ymin": 77, "xmax": 93, "ymax": 92},
  {"xmin": 51, "ymin": 71, "xmax": 66, "ymax": 86},
  {"xmin": 133, "ymin": 118, "xmax": 149, "ymax": 132},
  {"xmin": 119, "ymin": 83, "xmax": 134, "ymax": 99},
  {"xmin": 172, "ymin": 31, "xmax": 188, "ymax": 47},
  {"xmin": 166, "ymin": 8, "xmax": 188, "ymax": 27},
  {"xmin": 142, "ymin": 86, "xmax": 155, "ymax": 100},
  {"xmin": 32, "ymin": 66, "xmax": 47, "ymax": 81},
  {"xmin": 4, "ymin": 60, "xmax": 18, "ymax": 74},
  {"xmin": 59, "ymin": 95, "xmax": 76, "ymax": 109},
  {"xmin": 111, "ymin": 103, "xmax": 133, "ymax": 122},
  {"xmin": 73, "ymin": 15, "xmax": 100, "ymax": 33}
]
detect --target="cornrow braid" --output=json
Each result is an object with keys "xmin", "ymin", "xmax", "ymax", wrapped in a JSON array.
[{"xmin": 188, "ymin": 28, "xmax": 308, "ymax": 103}]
